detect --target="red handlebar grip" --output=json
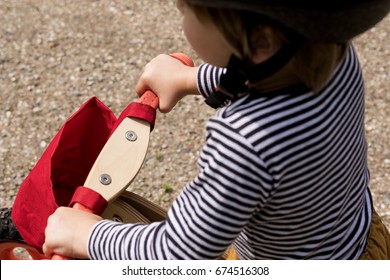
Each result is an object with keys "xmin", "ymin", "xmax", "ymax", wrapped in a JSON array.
[
  {"xmin": 169, "ymin": 53, "xmax": 194, "ymax": 67},
  {"xmin": 138, "ymin": 90, "xmax": 159, "ymax": 109},
  {"xmin": 137, "ymin": 53, "xmax": 194, "ymax": 109}
]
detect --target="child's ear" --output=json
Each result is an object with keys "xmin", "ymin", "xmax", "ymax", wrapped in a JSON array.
[{"xmin": 250, "ymin": 26, "xmax": 279, "ymax": 64}]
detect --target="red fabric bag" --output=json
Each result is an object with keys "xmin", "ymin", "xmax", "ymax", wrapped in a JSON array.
[
  {"xmin": 11, "ymin": 53, "xmax": 187, "ymax": 253},
  {"xmin": 11, "ymin": 97, "xmax": 117, "ymax": 250}
]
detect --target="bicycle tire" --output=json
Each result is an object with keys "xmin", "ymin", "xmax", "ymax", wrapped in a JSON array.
[
  {"xmin": 0, "ymin": 239, "xmax": 48, "ymax": 260},
  {"xmin": 0, "ymin": 207, "xmax": 47, "ymax": 260},
  {"xmin": 0, "ymin": 194, "xmax": 155, "ymax": 260}
]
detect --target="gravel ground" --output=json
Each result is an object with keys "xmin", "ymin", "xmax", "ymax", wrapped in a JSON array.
[{"xmin": 0, "ymin": 0, "xmax": 389, "ymax": 231}]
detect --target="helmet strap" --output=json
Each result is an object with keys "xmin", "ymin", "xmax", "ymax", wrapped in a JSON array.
[
  {"xmin": 205, "ymin": 38, "xmax": 302, "ymax": 109},
  {"xmin": 205, "ymin": 55, "xmax": 248, "ymax": 108},
  {"xmin": 245, "ymin": 39, "xmax": 302, "ymax": 83}
]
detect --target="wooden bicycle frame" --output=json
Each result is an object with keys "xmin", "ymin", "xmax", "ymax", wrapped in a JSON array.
[{"xmin": 52, "ymin": 53, "xmax": 193, "ymax": 260}]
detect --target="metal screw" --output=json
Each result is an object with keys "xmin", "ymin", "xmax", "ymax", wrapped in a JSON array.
[
  {"xmin": 125, "ymin": 131, "xmax": 137, "ymax": 141},
  {"xmin": 112, "ymin": 215, "xmax": 123, "ymax": 223},
  {"xmin": 99, "ymin": 174, "xmax": 112, "ymax": 185}
]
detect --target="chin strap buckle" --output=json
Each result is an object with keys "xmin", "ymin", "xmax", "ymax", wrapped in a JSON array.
[{"xmin": 205, "ymin": 55, "xmax": 249, "ymax": 109}]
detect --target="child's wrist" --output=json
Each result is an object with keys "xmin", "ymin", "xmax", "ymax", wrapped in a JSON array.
[{"xmin": 184, "ymin": 66, "xmax": 200, "ymax": 96}]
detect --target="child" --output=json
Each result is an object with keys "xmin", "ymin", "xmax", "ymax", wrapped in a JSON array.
[{"xmin": 43, "ymin": 0, "xmax": 390, "ymax": 259}]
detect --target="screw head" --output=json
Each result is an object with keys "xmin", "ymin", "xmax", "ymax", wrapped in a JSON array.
[
  {"xmin": 99, "ymin": 174, "xmax": 112, "ymax": 185},
  {"xmin": 112, "ymin": 215, "xmax": 123, "ymax": 223},
  {"xmin": 125, "ymin": 131, "xmax": 137, "ymax": 141}
]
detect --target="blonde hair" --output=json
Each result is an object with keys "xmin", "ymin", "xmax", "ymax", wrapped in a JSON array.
[{"xmin": 182, "ymin": 0, "xmax": 349, "ymax": 92}]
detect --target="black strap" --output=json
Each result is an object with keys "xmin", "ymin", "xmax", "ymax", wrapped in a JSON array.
[
  {"xmin": 245, "ymin": 41, "xmax": 302, "ymax": 83},
  {"xmin": 205, "ymin": 39, "xmax": 302, "ymax": 109},
  {"xmin": 205, "ymin": 55, "xmax": 248, "ymax": 108}
]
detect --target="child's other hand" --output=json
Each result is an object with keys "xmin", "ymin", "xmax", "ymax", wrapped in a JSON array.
[
  {"xmin": 43, "ymin": 207, "xmax": 102, "ymax": 259},
  {"xmin": 136, "ymin": 54, "xmax": 198, "ymax": 113}
]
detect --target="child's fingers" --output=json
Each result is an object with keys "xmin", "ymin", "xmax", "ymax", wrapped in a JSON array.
[
  {"xmin": 135, "ymin": 62, "xmax": 155, "ymax": 97},
  {"xmin": 135, "ymin": 80, "xmax": 148, "ymax": 97},
  {"xmin": 42, "ymin": 243, "xmax": 52, "ymax": 258}
]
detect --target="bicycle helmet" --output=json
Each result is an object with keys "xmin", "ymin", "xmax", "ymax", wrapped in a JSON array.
[
  {"xmin": 185, "ymin": 0, "xmax": 390, "ymax": 43},
  {"xmin": 186, "ymin": 0, "xmax": 390, "ymax": 108}
]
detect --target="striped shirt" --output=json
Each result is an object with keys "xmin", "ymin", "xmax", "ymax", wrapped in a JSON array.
[{"xmin": 88, "ymin": 46, "xmax": 372, "ymax": 259}]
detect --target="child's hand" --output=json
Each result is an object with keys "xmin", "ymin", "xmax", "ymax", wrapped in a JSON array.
[
  {"xmin": 136, "ymin": 54, "xmax": 198, "ymax": 113},
  {"xmin": 43, "ymin": 207, "xmax": 102, "ymax": 259}
]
